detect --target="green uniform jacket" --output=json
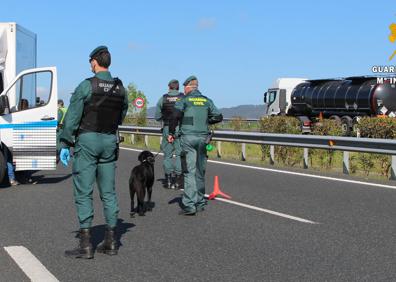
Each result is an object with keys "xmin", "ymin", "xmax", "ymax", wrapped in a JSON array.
[
  {"xmin": 170, "ymin": 90, "xmax": 222, "ymax": 135},
  {"xmin": 60, "ymin": 71, "xmax": 128, "ymax": 148}
]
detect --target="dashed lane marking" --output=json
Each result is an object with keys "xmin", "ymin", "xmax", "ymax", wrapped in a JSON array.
[
  {"xmin": 121, "ymin": 147, "xmax": 317, "ymax": 224},
  {"xmin": 4, "ymin": 246, "xmax": 59, "ymax": 282},
  {"xmin": 204, "ymin": 193, "xmax": 317, "ymax": 224}
]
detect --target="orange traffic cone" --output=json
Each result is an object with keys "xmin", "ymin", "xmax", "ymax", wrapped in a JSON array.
[{"xmin": 208, "ymin": 176, "xmax": 231, "ymax": 200}]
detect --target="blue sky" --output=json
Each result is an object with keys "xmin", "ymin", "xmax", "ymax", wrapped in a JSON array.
[{"xmin": 2, "ymin": 0, "xmax": 395, "ymax": 108}]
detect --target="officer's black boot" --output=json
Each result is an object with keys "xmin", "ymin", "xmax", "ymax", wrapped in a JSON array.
[
  {"xmin": 96, "ymin": 226, "xmax": 118, "ymax": 256},
  {"xmin": 64, "ymin": 228, "xmax": 94, "ymax": 259},
  {"xmin": 174, "ymin": 174, "xmax": 184, "ymax": 190},
  {"xmin": 164, "ymin": 174, "xmax": 172, "ymax": 189},
  {"xmin": 170, "ymin": 173, "xmax": 176, "ymax": 189}
]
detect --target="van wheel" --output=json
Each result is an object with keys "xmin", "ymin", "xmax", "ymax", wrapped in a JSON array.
[{"xmin": 0, "ymin": 150, "xmax": 6, "ymax": 184}]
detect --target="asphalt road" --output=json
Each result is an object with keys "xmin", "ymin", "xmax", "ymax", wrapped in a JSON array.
[{"xmin": 1, "ymin": 147, "xmax": 396, "ymax": 281}]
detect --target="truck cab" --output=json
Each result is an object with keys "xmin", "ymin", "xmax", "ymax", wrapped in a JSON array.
[
  {"xmin": 264, "ymin": 78, "xmax": 306, "ymax": 116},
  {"xmin": 0, "ymin": 23, "xmax": 57, "ymax": 182}
]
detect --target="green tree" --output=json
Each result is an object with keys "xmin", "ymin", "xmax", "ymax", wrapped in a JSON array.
[{"xmin": 125, "ymin": 83, "xmax": 148, "ymax": 126}]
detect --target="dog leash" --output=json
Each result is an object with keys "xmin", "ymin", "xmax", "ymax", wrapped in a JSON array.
[{"xmin": 153, "ymin": 138, "xmax": 174, "ymax": 159}]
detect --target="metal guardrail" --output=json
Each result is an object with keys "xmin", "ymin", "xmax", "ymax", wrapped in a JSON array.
[
  {"xmin": 118, "ymin": 125, "xmax": 396, "ymax": 180},
  {"xmin": 126, "ymin": 117, "xmax": 261, "ymax": 130}
]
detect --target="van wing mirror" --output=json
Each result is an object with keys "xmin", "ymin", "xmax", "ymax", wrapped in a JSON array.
[
  {"xmin": 264, "ymin": 92, "xmax": 267, "ymax": 104},
  {"xmin": 0, "ymin": 95, "xmax": 10, "ymax": 115}
]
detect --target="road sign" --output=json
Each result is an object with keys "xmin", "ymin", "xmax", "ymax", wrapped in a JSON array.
[{"xmin": 134, "ymin": 97, "xmax": 145, "ymax": 108}]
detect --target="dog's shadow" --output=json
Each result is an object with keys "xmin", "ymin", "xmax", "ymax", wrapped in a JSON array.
[
  {"xmin": 130, "ymin": 201, "xmax": 156, "ymax": 217},
  {"xmin": 73, "ymin": 218, "xmax": 135, "ymax": 249}
]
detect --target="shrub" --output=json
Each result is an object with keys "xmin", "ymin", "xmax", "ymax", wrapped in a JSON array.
[
  {"xmin": 310, "ymin": 120, "xmax": 343, "ymax": 168},
  {"xmin": 259, "ymin": 116, "xmax": 302, "ymax": 166},
  {"xmin": 357, "ymin": 117, "xmax": 396, "ymax": 139}
]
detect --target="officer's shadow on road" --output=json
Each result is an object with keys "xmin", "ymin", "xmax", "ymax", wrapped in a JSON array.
[
  {"xmin": 168, "ymin": 196, "xmax": 183, "ymax": 209},
  {"xmin": 29, "ymin": 173, "xmax": 72, "ymax": 184},
  {"xmin": 74, "ymin": 219, "xmax": 135, "ymax": 249},
  {"xmin": 0, "ymin": 172, "xmax": 72, "ymax": 189}
]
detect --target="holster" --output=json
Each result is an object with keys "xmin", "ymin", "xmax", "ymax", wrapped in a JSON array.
[{"xmin": 180, "ymin": 151, "xmax": 188, "ymax": 173}]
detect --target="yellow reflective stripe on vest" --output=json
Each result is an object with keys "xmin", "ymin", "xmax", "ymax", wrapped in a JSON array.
[{"xmin": 59, "ymin": 107, "xmax": 67, "ymax": 124}]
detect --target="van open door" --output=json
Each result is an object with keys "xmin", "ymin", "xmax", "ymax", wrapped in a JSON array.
[{"xmin": 0, "ymin": 67, "xmax": 58, "ymax": 170}]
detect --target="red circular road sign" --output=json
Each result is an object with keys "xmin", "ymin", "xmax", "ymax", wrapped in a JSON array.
[{"xmin": 134, "ymin": 97, "xmax": 145, "ymax": 108}]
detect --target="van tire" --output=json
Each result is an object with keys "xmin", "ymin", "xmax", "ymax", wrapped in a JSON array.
[{"xmin": 0, "ymin": 150, "xmax": 6, "ymax": 184}]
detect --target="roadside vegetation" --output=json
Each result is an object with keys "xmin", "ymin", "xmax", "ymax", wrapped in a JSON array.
[{"xmin": 121, "ymin": 116, "xmax": 396, "ymax": 181}]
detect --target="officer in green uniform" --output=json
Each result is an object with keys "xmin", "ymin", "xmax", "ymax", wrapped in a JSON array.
[
  {"xmin": 155, "ymin": 79, "xmax": 184, "ymax": 189},
  {"xmin": 60, "ymin": 46, "xmax": 128, "ymax": 259},
  {"xmin": 168, "ymin": 76, "xmax": 223, "ymax": 215},
  {"xmin": 56, "ymin": 99, "xmax": 67, "ymax": 161}
]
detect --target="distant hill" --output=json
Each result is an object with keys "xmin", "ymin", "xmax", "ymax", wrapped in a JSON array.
[{"xmin": 147, "ymin": 104, "xmax": 266, "ymax": 119}]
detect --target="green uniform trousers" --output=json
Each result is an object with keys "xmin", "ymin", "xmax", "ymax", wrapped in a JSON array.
[
  {"xmin": 180, "ymin": 134, "xmax": 208, "ymax": 212},
  {"xmin": 72, "ymin": 132, "xmax": 119, "ymax": 229},
  {"xmin": 161, "ymin": 126, "xmax": 182, "ymax": 175},
  {"xmin": 56, "ymin": 128, "xmax": 63, "ymax": 155}
]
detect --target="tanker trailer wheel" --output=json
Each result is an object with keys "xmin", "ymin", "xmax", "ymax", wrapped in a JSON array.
[
  {"xmin": 329, "ymin": 115, "xmax": 341, "ymax": 122},
  {"xmin": 0, "ymin": 150, "xmax": 6, "ymax": 184},
  {"xmin": 341, "ymin": 116, "xmax": 353, "ymax": 136}
]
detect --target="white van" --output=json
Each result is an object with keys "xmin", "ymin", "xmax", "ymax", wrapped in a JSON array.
[{"xmin": 0, "ymin": 22, "xmax": 58, "ymax": 182}]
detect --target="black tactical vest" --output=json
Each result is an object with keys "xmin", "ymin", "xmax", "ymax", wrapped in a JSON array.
[
  {"xmin": 79, "ymin": 77, "xmax": 125, "ymax": 134},
  {"xmin": 161, "ymin": 93, "xmax": 184, "ymax": 125}
]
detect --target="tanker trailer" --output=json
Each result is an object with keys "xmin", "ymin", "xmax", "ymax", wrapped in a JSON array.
[{"xmin": 264, "ymin": 76, "xmax": 396, "ymax": 134}]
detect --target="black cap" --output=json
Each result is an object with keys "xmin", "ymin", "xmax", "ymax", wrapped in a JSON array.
[{"xmin": 89, "ymin": 45, "xmax": 108, "ymax": 59}]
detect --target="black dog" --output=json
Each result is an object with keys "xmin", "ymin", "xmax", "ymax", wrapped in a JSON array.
[{"xmin": 129, "ymin": 150, "xmax": 155, "ymax": 217}]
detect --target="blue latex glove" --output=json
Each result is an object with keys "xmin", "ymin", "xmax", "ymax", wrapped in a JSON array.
[{"xmin": 60, "ymin": 148, "xmax": 70, "ymax": 167}]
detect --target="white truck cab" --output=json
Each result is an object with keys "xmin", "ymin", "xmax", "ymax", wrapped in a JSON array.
[
  {"xmin": 264, "ymin": 78, "xmax": 306, "ymax": 115},
  {"xmin": 0, "ymin": 23, "xmax": 57, "ymax": 182}
]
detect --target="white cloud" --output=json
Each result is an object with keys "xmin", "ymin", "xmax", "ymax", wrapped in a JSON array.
[
  {"xmin": 197, "ymin": 18, "xmax": 217, "ymax": 30},
  {"xmin": 37, "ymin": 86, "xmax": 49, "ymax": 96},
  {"xmin": 128, "ymin": 42, "xmax": 149, "ymax": 51}
]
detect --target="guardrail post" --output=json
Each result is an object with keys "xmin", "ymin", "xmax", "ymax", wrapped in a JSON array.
[
  {"xmin": 303, "ymin": 148, "xmax": 309, "ymax": 169},
  {"xmin": 391, "ymin": 155, "xmax": 396, "ymax": 180},
  {"xmin": 216, "ymin": 141, "xmax": 222, "ymax": 158},
  {"xmin": 144, "ymin": 135, "xmax": 149, "ymax": 147},
  {"xmin": 343, "ymin": 151, "xmax": 350, "ymax": 175},
  {"xmin": 159, "ymin": 136, "xmax": 162, "ymax": 145},
  {"xmin": 270, "ymin": 145, "xmax": 275, "ymax": 165},
  {"xmin": 241, "ymin": 143, "xmax": 246, "ymax": 161},
  {"xmin": 131, "ymin": 134, "xmax": 135, "ymax": 144}
]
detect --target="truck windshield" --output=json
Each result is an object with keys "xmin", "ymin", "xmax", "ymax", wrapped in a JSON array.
[{"xmin": 266, "ymin": 90, "xmax": 277, "ymax": 105}]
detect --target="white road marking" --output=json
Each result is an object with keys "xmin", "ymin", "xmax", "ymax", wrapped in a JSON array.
[
  {"xmin": 207, "ymin": 159, "xmax": 396, "ymax": 190},
  {"xmin": 205, "ymin": 194, "xmax": 317, "ymax": 224},
  {"xmin": 4, "ymin": 246, "xmax": 59, "ymax": 282},
  {"xmin": 120, "ymin": 147, "xmax": 396, "ymax": 190},
  {"xmin": 122, "ymin": 147, "xmax": 317, "ymax": 223}
]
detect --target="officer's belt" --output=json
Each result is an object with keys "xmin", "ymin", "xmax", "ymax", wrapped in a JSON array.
[{"xmin": 77, "ymin": 128, "xmax": 117, "ymax": 135}]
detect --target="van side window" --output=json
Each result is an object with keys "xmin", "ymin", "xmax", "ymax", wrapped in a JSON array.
[{"xmin": 5, "ymin": 71, "xmax": 52, "ymax": 112}]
